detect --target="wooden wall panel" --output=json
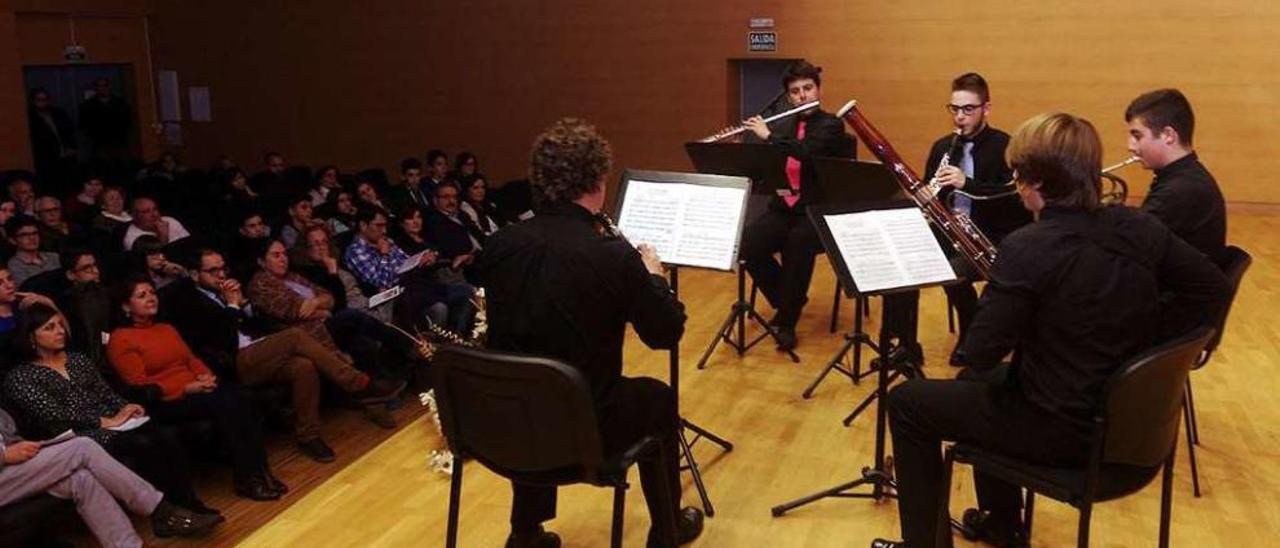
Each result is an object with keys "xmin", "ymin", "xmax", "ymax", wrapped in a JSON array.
[{"xmin": 142, "ymin": 0, "xmax": 1278, "ymax": 203}]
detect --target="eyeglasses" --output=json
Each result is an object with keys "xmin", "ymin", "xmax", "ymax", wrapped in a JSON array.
[
  {"xmin": 945, "ymin": 103, "xmax": 985, "ymax": 115},
  {"xmin": 200, "ymin": 266, "xmax": 227, "ymax": 275}
]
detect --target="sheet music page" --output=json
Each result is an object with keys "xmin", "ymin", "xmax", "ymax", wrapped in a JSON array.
[
  {"xmin": 824, "ymin": 208, "xmax": 955, "ymax": 293},
  {"xmin": 617, "ymin": 180, "xmax": 746, "ymax": 271}
]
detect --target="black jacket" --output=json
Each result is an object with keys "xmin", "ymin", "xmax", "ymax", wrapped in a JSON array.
[
  {"xmin": 475, "ymin": 202, "xmax": 686, "ymax": 408},
  {"xmin": 159, "ymin": 278, "xmax": 271, "ymax": 377},
  {"xmin": 1140, "ymin": 153, "xmax": 1227, "ymax": 263},
  {"xmin": 923, "ymin": 125, "xmax": 1030, "ymax": 241}
]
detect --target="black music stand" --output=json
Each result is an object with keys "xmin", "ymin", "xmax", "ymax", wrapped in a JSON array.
[
  {"xmin": 684, "ymin": 142, "xmax": 801, "ymax": 366},
  {"xmin": 772, "ymin": 201, "xmax": 959, "ymax": 518},
  {"xmin": 802, "ymin": 159, "xmax": 904, "ymax": 399},
  {"xmin": 614, "ymin": 169, "xmax": 749, "ymax": 517}
]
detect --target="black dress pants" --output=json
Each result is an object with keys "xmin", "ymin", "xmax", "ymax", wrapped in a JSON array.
[
  {"xmin": 885, "ymin": 366, "xmax": 1090, "ymax": 547},
  {"xmin": 741, "ymin": 206, "xmax": 822, "ymax": 329},
  {"xmin": 103, "ymin": 421, "xmax": 203, "ymax": 508},
  {"xmin": 942, "ymin": 255, "xmax": 980, "ymax": 346},
  {"xmin": 148, "ymin": 384, "xmax": 269, "ymax": 482},
  {"xmin": 510, "ymin": 377, "xmax": 680, "ymax": 544}
]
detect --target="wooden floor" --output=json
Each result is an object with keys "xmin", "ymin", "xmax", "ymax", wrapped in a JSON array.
[{"xmin": 171, "ymin": 211, "xmax": 1278, "ymax": 547}]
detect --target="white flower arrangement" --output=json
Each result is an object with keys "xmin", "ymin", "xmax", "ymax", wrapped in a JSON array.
[{"xmin": 419, "ymin": 289, "xmax": 486, "ymax": 475}]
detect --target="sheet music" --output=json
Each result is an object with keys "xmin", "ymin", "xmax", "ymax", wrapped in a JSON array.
[
  {"xmin": 616, "ymin": 180, "xmax": 747, "ymax": 271},
  {"xmin": 397, "ymin": 251, "xmax": 427, "ymax": 275},
  {"xmin": 824, "ymin": 208, "xmax": 956, "ymax": 293},
  {"xmin": 107, "ymin": 416, "xmax": 150, "ymax": 432}
]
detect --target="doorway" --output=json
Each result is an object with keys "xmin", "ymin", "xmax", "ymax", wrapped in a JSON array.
[{"xmin": 23, "ymin": 63, "xmax": 140, "ymax": 188}]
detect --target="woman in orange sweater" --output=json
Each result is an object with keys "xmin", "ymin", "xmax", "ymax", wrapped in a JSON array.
[{"xmin": 107, "ymin": 276, "xmax": 284, "ymax": 501}]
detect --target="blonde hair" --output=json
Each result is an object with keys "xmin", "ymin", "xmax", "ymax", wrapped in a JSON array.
[{"xmin": 1006, "ymin": 112, "xmax": 1103, "ymax": 210}]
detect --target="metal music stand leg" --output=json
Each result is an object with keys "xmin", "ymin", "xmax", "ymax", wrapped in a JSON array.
[
  {"xmin": 696, "ymin": 260, "xmax": 800, "ymax": 369},
  {"xmin": 802, "ymin": 293, "xmax": 881, "ymax": 399},
  {"xmin": 669, "ymin": 267, "xmax": 733, "ymax": 517}
]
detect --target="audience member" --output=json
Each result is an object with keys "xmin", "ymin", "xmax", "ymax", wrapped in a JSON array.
[
  {"xmin": 3, "ymin": 303, "xmax": 214, "ymax": 515},
  {"xmin": 58, "ymin": 248, "xmax": 111, "ymax": 367},
  {"xmin": 161, "ymin": 249, "xmax": 406, "ymax": 457},
  {"xmin": 90, "ymin": 186, "xmax": 132, "ymax": 234},
  {"xmin": 322, "ymin": 189, "xmax": 358, "ymax": 237},
  {"xmin": 128, "ymin": 236, "xmax": 185, "ymax": 289},
  {"xmin": 290, "ymin": 225, "xmax": 377, "ymax": 318},
  {"xmin": 452, "ymin": 151, "xmax": 479, "ymax": 179},
  {"xmin": 310, "ymin": 165, "xmax": 342, "ymax": 207},
  {"xmin": 78, "ymin": 78, "xmax": 132, "ymax": 164},
  {"xmin": 392, "ymin": 205, "xmax": 431, "ymax": 254},
  {"xmin": 457, "ymin": 173, "xmax": 503, "ymax": 241},
  {"xmin": 107, "ymin": 277, "xmax": 283, "ymax": 500},
  {"xmin": 64, "ymin": 174, "xmax": 104, "ymax": 226},
  {"xmin": 34, "ymin": 196, "xmax": 79, "ymax": 252},
  {"xmin": 27, "ymin": 89, "xmax": 77, "ymax": 193},
  {"xmin": 123, "ymin": 197, "xmax": 191, "ymax": 251},
  {"xmin": 6, "ymin": 216, "xmax": 60, "ymax": 285},
  {"xmin": 7, "ymin": 176, "xmax": 36, "ymax": 216},
  {"xmin": 279, "ymin": 194, "xmax": 322, "ymax": 249},
  {"xmin": 424, "ymin": 149, "xmax": 449, "ymax": 190},
  {"xmin": 0, "ymin": 405, "xmax": 221, "ymax": 546},
  {"xmin": 388, "ymin": 158, "xmax": 431, "ymax": 217}
]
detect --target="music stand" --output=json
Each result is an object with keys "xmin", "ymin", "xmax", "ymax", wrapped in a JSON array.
[
  {"xmin": 684, "ymin": 142, "xmax": 801, "ymax": 366},
  {"xmin": 772, "ymin": 201, "xmax": 958, "ymax": 517},
  {"xmin": 802, "ymin": 159, "xmax": 904, "ymax": 399},
  {"xmin": 614, "ymin": 169, "xmax": 749, "ymax": 517}
]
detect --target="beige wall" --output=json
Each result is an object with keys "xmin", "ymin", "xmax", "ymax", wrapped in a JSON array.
[{"xmin": 136, "ymin": 1, "xmax": 1278, "ymax": 203}]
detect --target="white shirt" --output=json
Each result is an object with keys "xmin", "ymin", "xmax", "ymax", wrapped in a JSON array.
[{"xmin": 123, "ymin": 216, "xmax": 191, "ymax": 250}]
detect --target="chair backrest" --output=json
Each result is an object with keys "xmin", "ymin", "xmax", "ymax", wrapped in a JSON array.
[
  {"xmin": 432, "ymin": 345, "xmax": 605, "ymax": 477},
  {"xmin": 1102, "ymin": 327, "xmax": 1215, "ymax": 468},
  {"xmin": 1199, "ymin": 245, "xmax": 1252, "ymax": 365}
]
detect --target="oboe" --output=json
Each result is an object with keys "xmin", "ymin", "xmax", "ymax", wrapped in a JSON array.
[{"xmin": 698, "ymin": 101, "xmax": 821, "ymax": 143}]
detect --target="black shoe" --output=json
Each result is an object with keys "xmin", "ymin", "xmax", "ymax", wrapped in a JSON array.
[
  {"xmin": 235, "ymin": 476, "xmax": 282, "ymax": 501},
  {"xmin": 960, "ymin": 508, "xmax": 1029, "ymax": 547},
  {"xmin": 151, "ymin": 500, "xmax": 222, "ymax": 538},
  {"xmin": 648, "ymin": 506, "xmax": 705, "ymax": 547},
  {"xmin": 869, "ymin": 540, "xmax": 904, "ymax": 548},
  {"xmin": 354, "ymin": 378, "xmax": 407, "ymax": 404},
  {"xmin": 298, "ymin": 438, "xmax": 336, "ymax": 463},
  {"xmin": 774, "ymin": 327, "xmax": 798, "ymax": 351},
  {"xmin": 364, "ymin": 404, "xmax": 398, "ymax": 429},
  {"xmin": 505, "ymin": 525, "xmax": 561, "ymax": 548},
  {"xmin": 949, "ymin": 345, "xmax": 969, "ymax": 367},
  {"xmin": 263, "ymin": 467, "xmax": 289, "ymax": 495}
]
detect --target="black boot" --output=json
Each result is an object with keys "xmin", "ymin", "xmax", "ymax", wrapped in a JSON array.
[{"xmin": 151, "ymin": 499, "xmax": 222, "ymax": 538}]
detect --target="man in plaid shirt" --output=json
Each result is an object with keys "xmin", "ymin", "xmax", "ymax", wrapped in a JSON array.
[{"xmin": 343, "ymin": 206, "xmax": 416, "ymax": 290}]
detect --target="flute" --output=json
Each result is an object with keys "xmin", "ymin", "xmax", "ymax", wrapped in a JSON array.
[{"xmin": 698, "ymin": 101, "xmax": 821, "ymax": 143}]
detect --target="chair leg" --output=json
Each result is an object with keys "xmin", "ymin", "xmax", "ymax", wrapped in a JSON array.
[
  {"xmin": 611, "ymin": 485, "xmax": 626, "ymax": 548},
  {"xmin": 830, "ymin": 280, "xmax": 841, "ymax": 333},
  {"xmin": 946, "ymin": 294, "xmax": 956, "ymax": 334},
  {"xmin": 1185, "ymin": 378, "xmax": 1200, "ymax": 445},
  {"xmin": 1023, "ymin": 490, "xmax": 1035, "ymax": 541},
  {"xmin": 1159, "ymin": 452, "xmax": 1175, "ymax": 548},
  {"xmin": 1076, "ymin": 501, "xmax": 1092, "ymax": 548},
  {"xmin": 936, "ymin": 447, "xmax": 957, "ymax": 548},
  {"xmin": 446, "ymin": 457, "xmax": 463, "ymax": 548},
  {"xmin": 1184, "ymin": 400, "xmax": 1201, "ymax": 497}
]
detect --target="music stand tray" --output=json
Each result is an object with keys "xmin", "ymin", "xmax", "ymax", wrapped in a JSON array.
[{"xmin": 685, "ymin": 141, "xmax": 792, "ymax": 197}]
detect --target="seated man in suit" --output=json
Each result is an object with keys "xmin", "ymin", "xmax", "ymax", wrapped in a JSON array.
[{"xmin": 161, "ymin": 248, "xmax": 404, "ymax": 462}]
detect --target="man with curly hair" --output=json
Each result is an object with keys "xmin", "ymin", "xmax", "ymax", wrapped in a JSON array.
[{"xmin": 477, "ymin": 118, "xmax": 704, "ymax": 548}]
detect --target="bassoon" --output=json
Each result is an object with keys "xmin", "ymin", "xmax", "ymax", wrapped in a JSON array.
[{"xmin": 835, "ymin": 100, "xmax": 998, "ymax": 279}]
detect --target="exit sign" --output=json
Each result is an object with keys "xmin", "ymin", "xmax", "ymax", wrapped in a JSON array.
[{"xmin": 748, "ymin": 32, "xmax": 777, "ymax": 52}]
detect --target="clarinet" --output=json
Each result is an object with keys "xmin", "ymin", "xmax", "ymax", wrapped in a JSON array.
[{"xmin": 835, "ymin": 100, "xmax": 998, "ymax": 279}]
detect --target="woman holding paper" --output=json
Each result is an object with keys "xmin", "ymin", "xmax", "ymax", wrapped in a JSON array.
[
  {"xmin": 2, "ymin": 303, "xmax": 216, "ymax": 516},
  {"xmin": 107, "ymin": 277, "xmax": 284, "ymax": 501}
]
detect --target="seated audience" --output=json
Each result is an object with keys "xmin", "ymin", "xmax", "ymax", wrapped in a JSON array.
[
  {"xmin": 107, "ymin": 277, "xmax": 283, "ymax": 500},
  {"xmin": 458, "ymin": 173, "xmax": 504, "ymax": 241},
  {"xmin": 0, "ymin": 264, "xmax": 58, "ymax": 370},
  {"xmin": 162, "ymin": 249, "xmax": 406, "ymax": 458},
  {"xmin": 63, "ymin": 174, "xmax": 103, "ymax": 226},
  {"xmin": 249, "ymin": 239, "xmax": 423, "ymax": 379},
  {"xmin": 7, "ymin": 176, "xmax": 36, "ymax": 217},
  {"xmin": 123, "ymin": 197, "xmax": 190, "ymax": 251},
  {"xmin": 310, "ymin": 165, "xmax": 342, "ymax": 207},
  {"xmin": 58, "ymin": 248, "xmax": 111, "ymax": 367},
  {"xmin": 424, "ymin": 182, "xmax": 481, "ymax": 285},
  {"xmin": 321, "ymin": 188, "xmax": 358, "ymax": 237},
  {"xmin": 355, "ymin": 178, "xmax": 391, "ymax": 216},
  {"xmin": 2, "ymin": 303, "xmax": 214, "ymax": 515},
  {"xmin": 290, "ymin": 225, "xmax": 382, "ymax": 320},
  {"xmin": 387, "ymin": 158, "xmax": 431, "ymax": 217},
  {"xmin": 343, "ymin": 206, "xmax": 473, "ymax": 333},
  {"xmin": 229, "ymin": 209, "xmax": 271, "ymax": 282},
  {"xmin": 33, "ymin": 196, "xmax": 80, "ymax": 252},
  {"xmin": 128, "ymin": 235, "xmax": 185, "ymax": 289},
  {"xmin": 0, "ymin": 197, "xmax": 15, "ymax": 260},
  {"xmin": 392, "ymin": 205, "xmax": 432, "ymax": 254},
  {"xmin": 135, "ymin": 152, "xmax": 185, "ymax": 182},
  {"xmin": 6, "ymin": 216, "xmax": 60, "ymax": 286},
  {"xmin": 90, "ymin": 186, "xmax": 131, "ymax": 234},
  {"xmin": 219, "ymin": 168, "xmax": 260, "ymax": 214},
  {"xmin": 452, "ymin": 151, "xmax": 479, "ymax": 180},
  {"xmin": 0, "ymin": 405, "xmax": 221, "ymax": 545},
  {"xmin": 424, "ymin": 149, "xmax": 449, "ymax": 191},
  {"xmin": 279, "ymin": 193, "xmax": 323, "ymax": 249}
]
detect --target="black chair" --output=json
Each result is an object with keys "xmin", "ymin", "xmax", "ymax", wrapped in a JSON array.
[
  {"xmin": 1182, "ymin": 245, "xmax": 1252, "ymax": 497},
  {"xmin": 939, "ymin": 327, "xmax": 1215, "ymax": 548},
  {"xmin": 0, "ymin": 494, "xmax": 77, "ymax": 548},
  {"xmin": 432, "ymin": 345, "xmax": 676, "ymax": 548}
]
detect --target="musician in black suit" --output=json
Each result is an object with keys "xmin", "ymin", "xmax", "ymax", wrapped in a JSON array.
[
  {"xmin": 741, "ymin": 60, "xmax": 855, "ymax": 350},
  {"xmin": 476, "ymin": 118, "xmax": 703, "ymax": 548},
  {"xmin": 920, "ymin": 73, "xmax": 1030, "ymax": 366}
]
